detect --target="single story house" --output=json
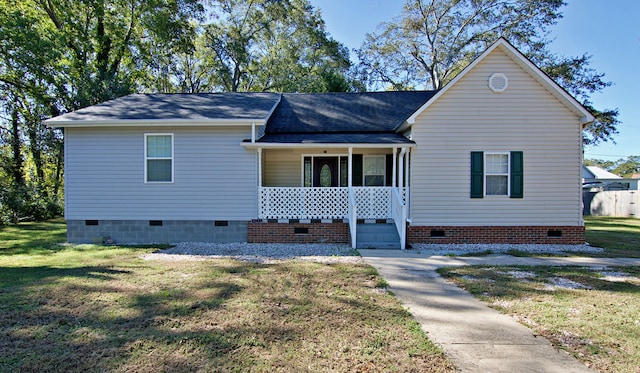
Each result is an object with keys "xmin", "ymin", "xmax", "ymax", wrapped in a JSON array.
[
  {"xmin": 45, "ymin": 38, "xmax": 594, "ymax": 248},
  {"xmin": 582, "ymin": 165, "xmax": 638, "ymax": 191}
]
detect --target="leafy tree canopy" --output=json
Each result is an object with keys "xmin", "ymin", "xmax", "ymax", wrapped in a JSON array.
[
  {"xmin": 148, "ymin": 0, "xmax": 356, "ymax": 93},
  {"xmin": 0, "ymin": 0, "xmax": 202, "ymax": 222},
  {"xmin": 586, "ymin": 156, "xmax": 640, "ymax": 179},
  {"xmin": 355, "ymin": 0, "xmax": 619, "ymax": 145},
  {"xmin": 0, "ymin": 0, "xmax": 357, "ymax": 223}
]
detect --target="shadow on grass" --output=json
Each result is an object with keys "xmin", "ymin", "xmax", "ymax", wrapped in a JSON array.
[
  {"xmin": 438, "ymin": 265, "xmax": 640, "ymax": 301},
  {"xmin": 0, "ymin": 265, "xmax": 131, "ymax": 289},
  {"xmin": 0, "ymin": 220, "xmax": 67, "ymax": 256},
  {"xmin": 0, "ymin": 265, "xmax": 257, "ymax": 372}
]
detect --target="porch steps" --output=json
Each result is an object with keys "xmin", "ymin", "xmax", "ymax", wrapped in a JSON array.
[{"xmin": 356, "ymin": 223, "xmax": 401, "ymax": 250}]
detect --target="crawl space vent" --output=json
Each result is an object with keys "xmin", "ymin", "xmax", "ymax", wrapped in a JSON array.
[{"xmin": 488, "ymin": 73, "xmax": 508, "ymax": 93}]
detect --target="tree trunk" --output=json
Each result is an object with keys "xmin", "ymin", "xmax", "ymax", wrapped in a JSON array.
[
  {"xmin": 26, "ymin": 120, "xmax": 48, "ymax": 197},
  {"xmin": 53, "ymin": 132, "xmax": 64, "ymax": 197},
  {"xmin": 9, "ymin": 109, "xmax": 25, "ymax": 187}
]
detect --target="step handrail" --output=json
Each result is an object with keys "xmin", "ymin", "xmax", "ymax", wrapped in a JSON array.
[
  {"xmin": 348, "ymin": 187, "xmax": 357, "ymax": 249},
  {"xmin": 391, "ymin": 187, "xmax": 407, "ymax": 250}
]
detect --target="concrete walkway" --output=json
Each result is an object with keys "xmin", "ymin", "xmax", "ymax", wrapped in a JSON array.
[{"xmin": 358, "ymin": 250, "xmax": 640, "ymax": 373}]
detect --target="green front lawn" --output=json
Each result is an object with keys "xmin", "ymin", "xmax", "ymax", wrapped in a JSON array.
[
  {"xmin": 0, "ymin": 221, "xmax": 454, "ymax": 372},
  {"xmin": 439, "ymin": 265, "xmax": 640, "ymax": 372},
  {"xmin": 585, "ymin": 216, "xmax": 640, "ymax": 257},
  {"xmin": 438, "ymin": 216, "xmax": 640, "ymax": 372}
]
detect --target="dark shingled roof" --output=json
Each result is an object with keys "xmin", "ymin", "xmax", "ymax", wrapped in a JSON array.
[
  {"xmin": 264, "ymin": 91, "xmax": 437, "ymax": 134},
  {"xmin": 47, "ymin": 93, "xmax": 281, "ymax": 122},
  {"xmin": 46, "ymin": 91, "xmax": 437, "ymax": 146},
  {"xmin": 257, "ymin": 132, "xmax": 415, "ymax": 144}
]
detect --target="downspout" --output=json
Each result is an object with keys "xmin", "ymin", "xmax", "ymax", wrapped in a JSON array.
[{"xmin": 251, "ymin": 122, "xmax": 256, "ymax": 143}]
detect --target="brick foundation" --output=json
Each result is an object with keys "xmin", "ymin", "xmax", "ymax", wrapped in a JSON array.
[
  {"xmin": 408, "ymin": 225, "xmax": 585, "ymax": 245},
  {"xmin": 248, "ymin": 220, "xmax": 350, "ymax": 244}
]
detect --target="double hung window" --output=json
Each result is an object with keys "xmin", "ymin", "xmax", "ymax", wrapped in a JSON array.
[
  {"xmin": 470, "ymin": 151, "xmax": 523, "ymax": 198},
  {"xmin": 145, "ymin": 134, "xmax": 173, "ymax": 183},
  {"xmin": 363, "ymin": 155, "xmax": 385, "ymax": 186},
  {"xmin": 485, "ymin": 153, "xmax": 509, "ymax": 196}
]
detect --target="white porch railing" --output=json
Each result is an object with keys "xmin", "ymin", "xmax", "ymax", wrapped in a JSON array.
[
  {"xmin": 259, "ymin": 186, "xmax": 408, "ymax": 249},
  {"xmin": 259, "ymin": 187, "xmax": 404, "ymax": 220},
  {"xmin": 259, "ymin": 187, "xmax": 349, "ymax": 220}
]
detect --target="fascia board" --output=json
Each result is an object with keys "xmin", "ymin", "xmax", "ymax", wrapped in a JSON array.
[
  {"xmin": 44, "ymin": 118, "xmax": 266, "ymax": 128},
  {"xmin": 242, "ymin": 142, "xmax": 416, "ymax": 149}
]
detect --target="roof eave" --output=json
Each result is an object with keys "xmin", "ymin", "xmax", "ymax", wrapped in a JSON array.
[
  {"xmin": 44, "ymin": 118, "xmax": 267, "ymax": 128},
  {"xmin": 242, "ymin": 142, "xmax": 416, "ymax": 149}
]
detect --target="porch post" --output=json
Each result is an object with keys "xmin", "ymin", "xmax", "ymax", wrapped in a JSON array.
[
  {"xmin": 405, "ymin": 147, "xmax": 410, "ymax": 190},
  {"xmin": 348, "ymin": 147, "xmax": 353, "ymax": 187},
  {"xmin": 399, "ymin": 148, "xmax": 406, "ymax": 189},
  {"xmin": 257, "ymin": 148, "xmax": 262, "ymax": 187},
  {"xmin": 406, "ymin": 147, "xmax": 411, "ymax": 215},
  {"xmin": 392, "ymin": 147, "xmax": 397, "ymax": 187}
]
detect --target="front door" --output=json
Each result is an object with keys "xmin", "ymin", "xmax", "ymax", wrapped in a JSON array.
[{"xmin": 313, "ymin": 157, "xmax": 338, "ymax": 187}]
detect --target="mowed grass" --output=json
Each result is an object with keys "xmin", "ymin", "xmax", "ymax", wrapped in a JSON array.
[
  {"xmin": 584, "ymin": 216, "xmax": 640, "ymax": 257},
  {"xmin": 0, "ymin": 221, "xmax": 454, "ymax": 372},
  {"xmin": 439, "ymin": 217, "xmax": 640, "ymax": 371},
  {"xmin": 503, "ymin": 217, "xmax": 640, "ymax": 258},
  {"xmin": 439, "ymin": 265, "xmax": 640, "ymax": 372}
]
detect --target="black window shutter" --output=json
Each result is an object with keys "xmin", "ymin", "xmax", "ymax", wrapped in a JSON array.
[
  {"xmin": 470, "ymin": 151, "xmax": 484, "ymax": 198},
  {"xmin": 385, "ymin": 154, "xmax": 393, "ymax": 186},
  {"xmin": 510, "ymin": 151, "xmax": 524, "ymax": 198},
  {"xmin": 352, "ymin": 154, "xmax": 363, "ymax": 186}
]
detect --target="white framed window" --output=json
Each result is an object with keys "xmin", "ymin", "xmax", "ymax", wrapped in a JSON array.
[
  {"xmin": 485, "ymin": 153, "xmax": 509, "ymax": 196},
  {"xmin": 364, "ymin": 155, "xmax": 385, "ymax": 186},
  {"xmin": 145, "ymin": 133, "xmax": 173, "ymax": 183}
]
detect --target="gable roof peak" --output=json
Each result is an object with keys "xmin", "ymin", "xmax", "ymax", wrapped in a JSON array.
[
  {"xmin": 265, "ymin": 90, "xmax": 437, "ymax": 134},
  {"xmin": 405, "ymin": 37, "xmax": 595, "ymax": 126}
]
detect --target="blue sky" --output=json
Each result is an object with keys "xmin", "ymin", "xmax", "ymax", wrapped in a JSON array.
[{"xmin": 311, "ymin": 0, "xmax": 639, "ymax": 162}]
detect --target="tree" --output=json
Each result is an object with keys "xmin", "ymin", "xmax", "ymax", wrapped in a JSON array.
[
  {"xmin": 584, "ymin": 159, "xmax": 616, "ymax": 171},
  {"xmin": 612, "ymin": 156, "xmax": 640, "ymax": 178},
  {"xmin": 196, "ymin": 0, "xmax": 353, "ymax": 93},
  {"xmin": 356, "ymin": 0, "xmax": 619, "ymax": 145},
  {"xmin": 0, "ymin": 0, "xmax": 203, "ymax": 223},
  {"xmin": 33, "ymin": 0, "xmax": 203, "ymax": 108},
  {"xmin": 585, "ymin": 156, "xmax": 640, "ymax": 178}
]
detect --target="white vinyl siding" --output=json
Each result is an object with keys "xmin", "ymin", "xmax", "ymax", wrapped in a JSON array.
[
  {"xmin": 409, "ymin": 47, "xmax": 583, "ymax": 226},
  {"xmin": 65, "ymin": 126, "xmax": 257, "ymax": 220}
]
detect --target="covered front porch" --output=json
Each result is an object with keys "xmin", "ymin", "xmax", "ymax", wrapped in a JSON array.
[{"xmin": 244, "ymin": 142, "xmax": 413, "ymax": 249}]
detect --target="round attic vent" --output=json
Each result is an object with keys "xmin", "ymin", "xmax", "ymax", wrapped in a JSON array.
[{"xmin": 488, "ymin": 73, "xmax": 508, "ymax": 93}]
